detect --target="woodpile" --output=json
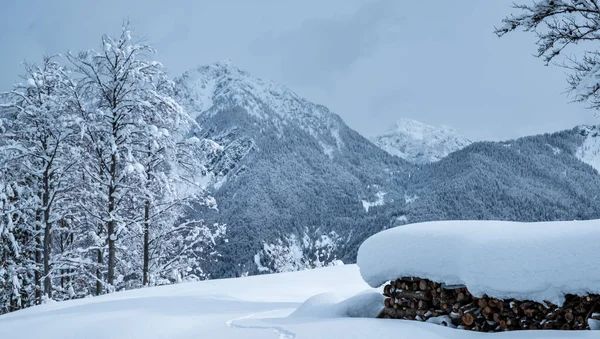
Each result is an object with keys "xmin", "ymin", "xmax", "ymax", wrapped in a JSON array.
[{"xmin": 379, "ymin": 277, "xmax": 600, "ymax": 331}]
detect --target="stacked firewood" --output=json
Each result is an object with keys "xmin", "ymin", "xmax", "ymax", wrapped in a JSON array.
[{"xmin": 379, "ymin": 277, "xmax": 600, "ymax": 331}]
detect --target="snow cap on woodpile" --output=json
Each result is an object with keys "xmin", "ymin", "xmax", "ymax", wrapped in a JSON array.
[{"xmin": 357, "ymin": 220, "xmax": 600, "ymax": 306}]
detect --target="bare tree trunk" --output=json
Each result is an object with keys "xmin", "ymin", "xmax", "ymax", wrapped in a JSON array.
[
  {"xmin": 107, "ymin": 151, "xmax": 117, "ymax": 287},
  {"xmin": 60, "ymin": 226, "xmax": 65, "ymax": 290},
  {"xmin": 59, "ymin": 219, "xmax": 68, "ymax": 291},
  {"xmin": 96, "ymin": 246, "xmax": 103, "ymax": 295},
  {"xmin": 34, "ymin": 208, "xmax": 42, "ymax": 304},
  {"xmin": 59, "ymin": 219, "xmax": 74, "ymax": 295},
  {"xmin": 42, "ymin": 169, "xmax": 52, "ymax": 299},
  {"xmin": 96, "ymin": 157, "xmax": 104, "ymax": 296},
  {"xmin": 143, "ymin": 198, "xmax": 150, "ymax": 286},
  {"xmin": 107, "ymin": 101, "xmax": 121, "ymax": 289},
  {"xmin": 142, "ymin": 164, "xmax": 151, "ymax": 286}
]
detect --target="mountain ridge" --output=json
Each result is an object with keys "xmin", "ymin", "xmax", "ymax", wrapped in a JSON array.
[
  {"xmin": 176, "ymin": 61, "xmax": 348, "ymax": 159},
  {"xmin": 174, "ymin": 61, "xmax": 600, "ymax": 277}
]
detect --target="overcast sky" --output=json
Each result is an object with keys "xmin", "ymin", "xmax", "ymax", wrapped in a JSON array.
[{"xmin": 0, "ymin": 0, "xmax": 596, "ymax": 141}]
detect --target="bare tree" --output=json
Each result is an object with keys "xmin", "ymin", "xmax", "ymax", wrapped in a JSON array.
[
  {"xmin": 68, "ymin": 22, "xmax": 168, "ymax": 290},
  {"xmin": 0, "ymin": 57, "xmax": 80, "ymax": 302},
  {"xmin": 496, "ymin": 0, "xmax": 600, "ymax": 110}
]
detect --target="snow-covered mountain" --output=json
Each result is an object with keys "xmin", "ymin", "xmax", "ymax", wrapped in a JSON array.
[
  {"xmin": 174, "ymin": 62, "xmax": 600, "ymax": 278},
  {"xmin": 175, "ymin": 61, "xmax": 413, "ymax": 276},
  {"xmin": 371, "ymin": 119, "xmax": 472, "ymax": 164}
]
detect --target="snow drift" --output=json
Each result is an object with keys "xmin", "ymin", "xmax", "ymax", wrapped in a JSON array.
[{"xmin": 357, "ymin": 220, "xmax": 600, "ymax": 306}]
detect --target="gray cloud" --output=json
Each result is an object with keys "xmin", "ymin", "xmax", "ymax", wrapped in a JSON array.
[
  {"xmin": 0, "ymin": 0, "xmax": 597, "ymax": 141},
  {"xmin": 249, "ymin": 0, "xmax": 403, "ymax": 86}
]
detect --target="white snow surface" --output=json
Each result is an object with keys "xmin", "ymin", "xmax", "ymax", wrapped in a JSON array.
[
  {"xmin": 576, "ymin": 125, "xmax": 600, "ymax": 172},
  {"xmin": 2, "ymin": 264, "xmax": 594, "ymax": 338},
  {"xmin": 371, "ymin": 118, "xmax": 472, "ymax": 164},
  {"xmin": 358, "ymin": 220, "xmax": 600, "ymax": 306}
]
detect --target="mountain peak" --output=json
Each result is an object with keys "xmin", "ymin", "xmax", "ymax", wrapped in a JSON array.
[
  {"xmin": 193, "ymin": 59, "xmax": 248, "ymax": 81},
  {"xmin": 387, "ymin": 119, "xmax": 459, "ymax": 140},
  {"xmin": 176, "ymin": 61, "xmax": 336, "ymax": 124},
  {"xmin": 372, "ymin": 119, "xmax": 472, "ymax": 164},
  {"xmin": 213, "ymin": 58, "xmax": 234, "ymax": 68},
  {"xmin": 175, "ymin": 61, "xmax": 349, "ymax": 157}
]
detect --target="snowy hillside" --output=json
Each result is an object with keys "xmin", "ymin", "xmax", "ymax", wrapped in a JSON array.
[
  {"xmin": 401, "ymin": 127, "xmax": 600, "ymax": 225},
  {"xmin": 576, "ymin": 125, "xmax": 600, "ymax": 172},
  {"xmin": 0, "ymin": 264, "xmax": 596, "ymax": 338},
  {"xmin": 371, "ymin": 119, "xmax": 472, "ymax": 164}
]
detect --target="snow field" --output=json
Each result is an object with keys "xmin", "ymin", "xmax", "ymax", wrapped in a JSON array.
[{"xmin": 1, "ymin": 263, "xmax": 598, "ymax": 338}]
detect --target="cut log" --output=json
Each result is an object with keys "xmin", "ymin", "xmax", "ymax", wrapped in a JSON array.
[
  {"xmin": 390, "ymin": 308, "xmax": 418, "ymax": 319},
  {"xmin": 383, "ymin": 285, "xmax": 393, "ymax": 297},
  {"xmin": 564, "ymin": 312, "xmax": 574, "ymax": 323},
  {"xmin": 560, "ymin": 323, "xmax": 571, "ymax": 330},
  {"xmin": 506, "ymin": 318, "xmax": 516, "ymax": 326},
  {"xmin": 394, "ymin": 290, "xmax": 431, "ymax": 301},
  {"xmin": 381, "ymin": 277, "xmax": 600, "ymax": 332},
  {"xmin": 462, "ymin": 312, "xmax": 475, "ymax": 326},
  {"xmin": 542, "ymin": 321, "xmax": 554, "ymax": 330},
  {"xmin": 384, "ymin": 297, "xmax": 394, "ymax": 308}
]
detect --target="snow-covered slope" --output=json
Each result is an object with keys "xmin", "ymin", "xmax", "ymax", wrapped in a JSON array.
[
  {"xmin": 371, "ymin": 119, "xmax": 472, "ymax": 164},
  {"xmin": 576, "ymin": 125, "xmax": 600, "ymax": 172},
  {"xmin": 0, "ymin": 264, "xmax": 596, "ymax": 338},
  {"xmin": 358, "ymin": 220, "xmax": 600, "ymax": 306}
]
